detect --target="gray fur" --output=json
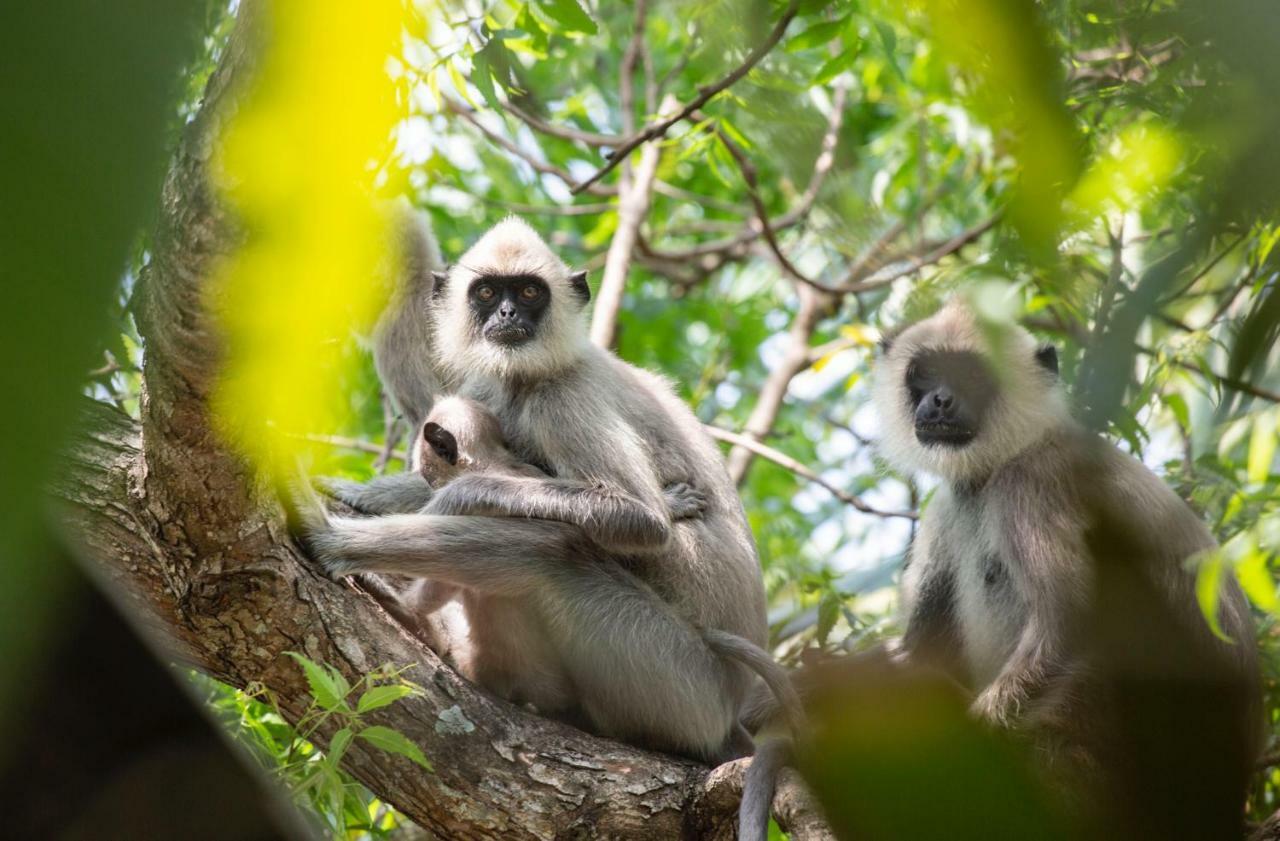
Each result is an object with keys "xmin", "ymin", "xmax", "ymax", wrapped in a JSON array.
[
  {"xmin": 304, "ymin": 216, "xmax": 773, "ymax": 764},
  {"xmin": 878, "ymin": 300, "xmax": 1261, "ymax": 821},
  {"xmin": 739, "ymin": 737, "xmax": 791, "ymax": 841}
]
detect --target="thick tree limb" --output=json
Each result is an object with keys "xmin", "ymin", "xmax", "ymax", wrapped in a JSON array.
[{"xmin": 56, "ymin": 5, "xmax": 830, "ymax": 839}]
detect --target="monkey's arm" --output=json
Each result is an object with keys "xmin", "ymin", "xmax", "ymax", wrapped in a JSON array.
[
  {"xmin": 973, "ymin": 498, "xmax": 1088, "ymax": 727},
  {"xmin": 422, "ymin": 473, "xmax": 672, "ymax": 552},
  {"xmin": 317, "ymin": 472, "xmax": 434, "ymax": 515}
]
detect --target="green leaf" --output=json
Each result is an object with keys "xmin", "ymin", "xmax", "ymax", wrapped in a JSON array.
[
  {"xmin": 786, "ymin": 17, "xmax": 849, "ymax": 52},
  {"xmin": 1235, "ymin": 545, "xmax": 1278, "ymax": 613},
  {"xmin": 285, "ymin": 652, "xmax": 348, "ymax": 711},
  {"xmin": 1163, "ymin": 391, "xmax": 1190, "ymax": 430},
  {"xmin": 1247, "ymin": 409, "xmax": 1276, "ymax": 484},
  {"xmin": 537, "ymin": 0, "xmax": 597, "ymax": 35},
  {"xmin": 356, "ymin": 683, "xmax": 414, "ymax": 714},
  {"xmin": 1194, "ymin": 553, "xmax": 1232, "ymax": 642},
  {"xmin": 817, "ymin": 591, "xmax": 841, "ymax": 645},
  {"xmin": 328, "ymin": 727, "xmax": 353, "ymax": 765},
  {"xmin": 358, "ymin": 725, "xmax": 433, "ymax": 770},
  {"xmin": 470, "ymin": 49, "xmax": 499, "ymax": 111},
  {"xmin": 875, "ymin": 20, "xmax": 904, "ymax": 80},
  {"xmin": 814, "ymin": 47, "xmax": 858, "ymax": 85}
]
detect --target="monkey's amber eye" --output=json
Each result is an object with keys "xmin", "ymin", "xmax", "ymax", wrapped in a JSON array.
[
  {"xmin": 475, "ymin": 285, "xmax": 496, "ymax": 302},
  {"xmin": 519, "ymin": 284, "xmax": 542, "ymax": 301}
]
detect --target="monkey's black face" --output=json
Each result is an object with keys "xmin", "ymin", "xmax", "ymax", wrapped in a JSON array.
[
  {"xmin": 469, "ymin": 274, "xmax": 551, "ymax": 346},
  {"xmin": 905, "ymin": 350, "xmax": 998, "ymax": 448}
]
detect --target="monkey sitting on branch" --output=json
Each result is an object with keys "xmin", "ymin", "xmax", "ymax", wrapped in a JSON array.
[
  {"xmin": 874, "ymin": 298, "xmax": 1262, "ymax": 836},
  {"xmin": 291, "ymin": 216, "xmax": 799, "ymax": 777},
  {"xmin": 296, "ymin": 394, "xmax": 800, "ymax": 741}
]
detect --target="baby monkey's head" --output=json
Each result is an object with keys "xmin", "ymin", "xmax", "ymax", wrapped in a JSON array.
[{"xmin": 416, "ymin": 396, "xmax": 530, "ymax": 486}]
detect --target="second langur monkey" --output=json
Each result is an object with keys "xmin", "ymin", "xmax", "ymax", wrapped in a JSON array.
[
  {"xmin": 874, "ymin": 299, "xmax": 1261, "ymax": 833},
  {"xmin": 298, "ymin": 217, "xmax": 784, "ymax": 768}
]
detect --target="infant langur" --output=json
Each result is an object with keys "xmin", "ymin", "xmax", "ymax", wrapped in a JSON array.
[
  {"xmin": 876, "ymin": 299, "xmax": 1261, "ymax": 833},
  {"xmin": 298, "ymin": 396, "xmax": 802, "ymax": 754}
]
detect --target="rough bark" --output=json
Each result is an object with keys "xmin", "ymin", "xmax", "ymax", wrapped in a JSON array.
[{"xmin": 52, "ymin": 5, "xmax": 830, "ymax": 839}]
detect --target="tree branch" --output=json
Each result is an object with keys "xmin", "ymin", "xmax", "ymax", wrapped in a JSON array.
[
  {"xmin": 443, "ymin": 96, "xmax": 616, "ymax": 198},
  {"xmin": 59, "ymin": 5, "xmax": 828, "ymax": 838},
  {"xmin": 706, "ymin": 424, "xmax": 916, "ymax": 520},
  {"xmin": 572, "ymin": 0, "xmax": 801, "ymax": 195},
  {"xmin": 725, "ymin": 284, "xmax": 832, "ymax": 482}
]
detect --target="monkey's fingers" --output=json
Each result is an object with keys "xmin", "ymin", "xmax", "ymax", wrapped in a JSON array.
[
  {"xmin": 663, "ymin": 482, "xmax": 709, "ymax": 521},
  {"xmin": 276, "ymin": 461, "xmax": 331, "ymax": 550}
]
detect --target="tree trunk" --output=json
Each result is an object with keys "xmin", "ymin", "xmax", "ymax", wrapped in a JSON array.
[{"xmin": 51, "ymin": 5, "xmax": 829, "ymax": 839}]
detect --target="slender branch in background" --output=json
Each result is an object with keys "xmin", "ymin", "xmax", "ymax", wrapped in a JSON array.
[
  {"xmin": 645, "ymin": 78, "xmax": 849, "ymax": 267},
  {"xmin": 1030, "ymin": 311, "xmax": 1280, "ymax": 405},
  {"xmin": 827, "ymin": 214, "xmax": 1001, "ymax": 295},
  {"xmin": 572, "ymin": 0, "xmax": 801, "ymax": 195},
  {"xmin": 443, "ymin": 96, "xmax": 616, "ymax": 197},
  {"xmin": 836, "ymin": 201, "xmax": 932, "ymax": 285},
  {"xmin": 501, "ymin": 99, "xmax": 619, "ymax": 147},
  {"xmin": 653, "ymin": 180, "xmax": 747, "ymax": 214},
  {"xmin": 726, "ymin": 284, "xmax": 832, "ymax": 482},
  {"xmin": 477, "ymin": 198, "xmax": 616, "ymax": 217},
  {"xmin": 706, "ymin": 425, "xmax": 917, "ymax": 520},
  {"xmin": 1090, "ymin": 220, "xmax": 1127, "ymax": 344},
  {"xmin": 689, "ymin": 74, "xmax": 852, "ymax": 289},
  {"xmin": 1135, "ymin": 345, "xmax": 1280, "ymax": 404},
  {"xmin": 707, "ymin": 114, "xmax": 816, "ymax": 286},
  {"xmin": 296, "ymin": 433, "xmax": 409, "ymax": 462},
  {"xmin": 1160, "ymin": 231, "xmax": 1248, "ymax": 305},
  {"xmin": 590, "ymin": 3, "xmax": 670, "ymax": 349},
  {"xmin": 374, "ymin": 391, "xmax": 404, "ymax": 475},
  {"xmin": 619, "ymin": 0, "xmax": 646, "ymax": 139}
]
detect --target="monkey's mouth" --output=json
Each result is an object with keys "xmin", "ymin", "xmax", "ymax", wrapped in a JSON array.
[
  {"xmin": 915, "ymin": 423, "xmax": 976, "ymax": 448},
  {"xmin": 484, "ymin": 325, "xmax": 533, "ymax": 346}
]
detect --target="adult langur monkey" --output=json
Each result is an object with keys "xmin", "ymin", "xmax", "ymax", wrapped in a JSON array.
[
  {"xmin": 874, "ymin": 298, "xmax": 1262, "ymax": 835},
  {"xmin": 298, "ymin": 216, "xmax": 783, "ymax": 773},
  {"xmin": 295, "ymin": 395, "xmax": 800, "ymax": 747}
]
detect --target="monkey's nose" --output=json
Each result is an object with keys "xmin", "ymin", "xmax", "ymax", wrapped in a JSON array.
[{"xmin": 917, "ymin": 387, "xmax": 957, "ymax": 424}]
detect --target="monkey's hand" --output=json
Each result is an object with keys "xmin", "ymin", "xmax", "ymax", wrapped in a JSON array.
[
  {"xmin": 662, "ymin": 482, "xmax": 708, "ymax": 521},
  {"xmin": 280, "ymin": 469, "xmax": 350, "ymax": 581},
  {"xmin": 314, "ymin": 473, "xmax": 435, "ymax": 515},
  {"xmin": 970, "ymin": 680, "xmax": 1023, "ymax": 729}
]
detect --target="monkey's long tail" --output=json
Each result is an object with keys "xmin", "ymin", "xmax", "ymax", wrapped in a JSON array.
[
  {"xmin": 701, "ymin": 628, "xmax": 804, "ymax": 735},
  {"xmin": 700, "ymin": 629, "xmax": 805, "ymax": 841},
  {"xmin": 737, "ymin": 737, "xmax": 792, "ymax": 841}
]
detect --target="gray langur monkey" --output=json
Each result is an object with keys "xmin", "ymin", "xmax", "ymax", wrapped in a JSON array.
[
  {"xmin": 354, "ymin": 394, "xmax": 765, "ymax": 718},
  {"xmin": 297, "ymin": 217, "xmax": 786, "ymax": 769},
  {"xmin": 874, "ymin": 299, "xmax": 1261, "ymax": 831}
]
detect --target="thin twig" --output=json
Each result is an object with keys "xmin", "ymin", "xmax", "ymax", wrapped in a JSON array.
[
  {"xmin": 444, "ymin": 96, "xmax": 616, "ymax": 197},
  {"xmin": 298, "ymin": 433, "xmax": 409, "ymax": 462},
  {"xmin": 572, "ymin": 0, "xmax": 801, "ymax": 195},
  {"xmin": 705, "ymin": 425, "xmax": 917, "ymax": 520},
  {"xmin": 501, "ymin": 99, "xmax": 619, "ymax": 147}
]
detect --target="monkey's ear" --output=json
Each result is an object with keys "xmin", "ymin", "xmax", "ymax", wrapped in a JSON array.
[
  {"xmin": 1035, "ymin": 343, "xmax": 1059, "ymax": 376},
  {"xmin": 430, "ymin": 270, "xmax": 449, "ymax": 297},
  {"xmin": 877, "ymin": 325, "xmax": 903, "ymax": 355},
  {"xmin": 423, "ymin": 422, "xmax": 458, "ymax": 466},
  {"xmin": 569, "ymin": 270, "xmax": 590, "ymax": 304}
]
